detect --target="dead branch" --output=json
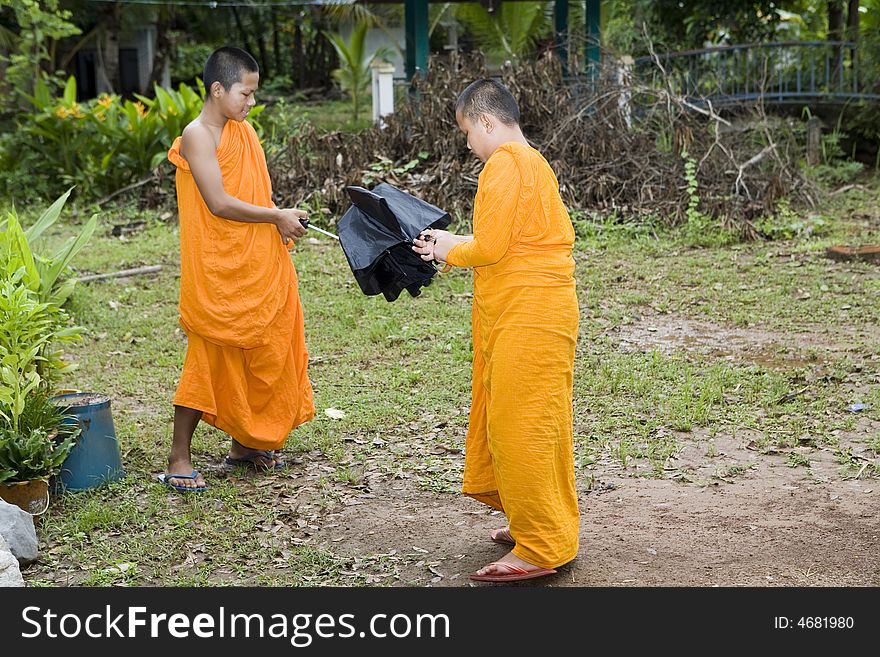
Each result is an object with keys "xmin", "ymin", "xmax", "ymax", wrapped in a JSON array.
[
  {"xmin": 267, "ymin": 51, "xmax": 813, "ymax": 237},
  {"xmin": 77, "ymin": 265, "xmax": 162, "ymax": 282}
]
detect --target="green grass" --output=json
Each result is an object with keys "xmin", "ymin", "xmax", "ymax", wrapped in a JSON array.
[
  {"xmin": 12, "ymin": 174, "xmax": 880, "ymax": 585},
  {"xmin": 277, "ymin": 98, "xmax": 372, "ymax": 134}
]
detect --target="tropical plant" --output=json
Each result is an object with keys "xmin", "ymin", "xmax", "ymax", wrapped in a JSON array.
[
  {"xmin": 0, "ymin": 189, "xmax": 90, "ymax": 402},
  {"xmin": 326, "ymin": 21, "xmax": 394, "ymax": 122},
  {"xmin": 115, "ymin": 80, "xmax": 207, "ymax": 170},
  {"xmin": 454, "ymin": 2, "xmax": 551, "ymax": 64},
  {"xmin": 0, "ymin": 273, "xmax": 82, "ymax": 415},
  {"xmin": 0, "ymin": 187, "xmax": 97, "ymax": 307},
  {"xmin": 0, "ymin": 389, "xmax": 79, "ymax": 483},
  {"xmin": 0, "ymin": 427, "xmax": 75, "ymax": 483},
  {"xmin": 5, "ymin": 76, "xmax": 209, "ymax": 200},
  {"xmin": 0, "ymin": 0, "xmax": 81, "ymax": 115}
]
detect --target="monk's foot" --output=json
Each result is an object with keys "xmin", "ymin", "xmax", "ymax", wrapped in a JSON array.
[
  {"xmin": 473, "ymin": 552, "xmax": 544, "ymax": 578},
  {"xmin": 226, "ymin": 438, "xmax": 278, "ymax": 470},
  {"xmin": 273, "ymin": 450, "xmax": 286, "ymax": 469},
  {"xmin": 490, "ymin": 526, "xmax": 515, "ymax": 545},
  {"xmin": 164, "ymin": 458, "xmax": 206, "ymax": 490}
]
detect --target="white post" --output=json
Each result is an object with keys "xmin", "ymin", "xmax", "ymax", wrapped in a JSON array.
[
  {"xmin": 617, "ymin": 55, "xmax": 634, "ymax": 130},
  {"xmin": 371, "ymin": 59, "xmax": 395, "ymax": 127}
]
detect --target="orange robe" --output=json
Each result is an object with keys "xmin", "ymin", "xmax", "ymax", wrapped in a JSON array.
[
  {"xmin": 446, "ymin": 142, "xmax": 580, "ymax": 569},
  {"xmin": 167, "ymin": 120, "xmax": 314, "ymax": 451}
]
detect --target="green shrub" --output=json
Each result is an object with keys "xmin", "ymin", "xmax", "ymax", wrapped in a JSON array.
[
  {"xmin": 0, "ymin": 389, "xmax": 80, "ymax": 483},
  {"xmin": 0, "ymin": 274, "xmax": 82, "ymax": 420},
  {"xmin": 1, "ymin": 188, "xmax": 97, "ymax": 307},
  {"xmin": 0, "ymin": 426, "xmax": 77, "ymax": 483},
  {"xmin": 754, "ymin": 199, "xmax": 830, "ymax": 239},
  {"xmin": 2, "ymin": 76, "xmax": 209, "ymax": 201}
]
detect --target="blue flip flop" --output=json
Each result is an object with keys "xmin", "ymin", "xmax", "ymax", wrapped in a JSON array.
[
  {"xmin": 224, "ymin": 449, "xmax": 284, "ymax": 471},
  {"xmin": 158, "ymin": 470, "xmax": 208, "ymax": 492}
]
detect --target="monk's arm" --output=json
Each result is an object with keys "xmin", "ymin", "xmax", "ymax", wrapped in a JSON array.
[
  {"xmin": 181, "ymin": 124, "xmax": 306, "ymax": 242},
  {"xmin": 445, "ymin": 153, "xmax": 520, "ymax": 268}
]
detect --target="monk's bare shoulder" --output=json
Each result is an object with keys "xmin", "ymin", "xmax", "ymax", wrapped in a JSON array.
[{"xmin": 180, "ymin": 119, "xmax": 218, "ymax": 162}]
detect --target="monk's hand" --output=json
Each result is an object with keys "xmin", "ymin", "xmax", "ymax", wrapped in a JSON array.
[
  {"xmin": 412, "ymin": 232, "xmax": 436, "ymax": 261},
  {"xmin": 422, "ymin": 230, "xmax": 455, "ymax": 264},
  {"xmin": 276, "ymin": 208, "xmax": 309, "ymax": 244}
]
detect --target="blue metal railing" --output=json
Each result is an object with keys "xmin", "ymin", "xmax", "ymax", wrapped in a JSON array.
[{"xmin": 632, "ymin": 41, "xmax": 880, "ymax": 106}]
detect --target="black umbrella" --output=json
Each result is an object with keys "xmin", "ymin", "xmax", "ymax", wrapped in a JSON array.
[{"xmin": 336, "ymin": 183, "xmax": 451, "ymax": 302}]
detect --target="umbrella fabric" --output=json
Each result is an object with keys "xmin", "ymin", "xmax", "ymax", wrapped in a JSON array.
[{"xmin": 337, "ymin": 183, "xmax": 451, "ymax": 301}]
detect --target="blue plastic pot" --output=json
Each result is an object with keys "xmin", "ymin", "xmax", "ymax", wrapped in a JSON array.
[{"xmin": 51, "ymin": 392, "xmax": 125, "ymax": 491}]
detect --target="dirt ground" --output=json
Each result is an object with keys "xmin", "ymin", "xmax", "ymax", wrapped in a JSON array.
[
  {"xmin": 299, "ymin": 313, "xmax": 880, "ymax": 587},
  {"xmin": 26, "ymin": 313, "xmax": 878, "ymax": 588},
  {"xmin": 308, "ymin": 438, "xmax": 879, "ymax": 587}
]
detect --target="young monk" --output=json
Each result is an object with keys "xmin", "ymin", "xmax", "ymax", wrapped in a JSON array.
[
  {"xmin": 159, "ymin": 46, "xmax": 315, "ymax": 492},
  {"xmin": 413, "ymin": 78, "xmax": 580, "ymax": 582}
]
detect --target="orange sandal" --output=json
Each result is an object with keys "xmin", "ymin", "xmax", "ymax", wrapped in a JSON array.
[
  {"xmin": 490, "ymin": 527, "xmax": 515, "ymax": 546},
  {"xmin": 470, "ymin": 562, "xmax": 557, "ymax": 582}
]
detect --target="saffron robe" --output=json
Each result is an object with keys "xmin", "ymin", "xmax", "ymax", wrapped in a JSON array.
[
  {"xmin": 446, "ymin": 142, "xmax": 580, "ymax": 569},
  {"xmin": 167, "ymin": 119, "xmax": 314, "ymax": 451}
]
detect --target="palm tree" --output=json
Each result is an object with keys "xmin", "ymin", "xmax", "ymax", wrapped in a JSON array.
[
  {"xmin": 326, "ymin": 21, "xmax": 393, "ymax": 122},
  {"xmin": 454, "ymin": 1, "xmax": 551, "ymax": 64}
]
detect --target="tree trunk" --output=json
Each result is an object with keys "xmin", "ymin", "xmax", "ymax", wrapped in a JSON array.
[
  {"xmin": 828, "ymin": 1, "xmax": 844, "ymax": 86},
  {"xmin": 148, "ymin": 8, "xmax": 173, "ymax": 90},
  {"xmin": 272, "ymin": 8, "xmax": 282, "ymax": 78},
  {"xmin": 847, "ymin": 0, "xmax": 860, "ymax": 41},
  {"xmin": 847, "ymin": 0, "xmax": 860, "ymax": 87},
  {"xmin": 308, "ymin": 8, "xmax": 337, "ymax": 91},
  {"xmin": 230, "ymin": 7, "xmax": 255, "ymax": 61},
  {"xmin": 828, "ymin": 2, "xmax": 844, "ymax": 39},
  {"xmin": 100, "ymin": 1, "xmax": 122, "ymax": 93},
  {"xmin": 293, "ymin": 19, "xmax": 305, "ymax": 89},
  {"xmin": 806, "ymin": 116, "xmax": 822, "ymax": 166},
  {"xmin": 252, "ymin": 7, "xmax": 270, "ymax": 78}
]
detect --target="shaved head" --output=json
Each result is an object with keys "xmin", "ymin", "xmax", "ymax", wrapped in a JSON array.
[
  {"xmin": 455, "ymin": 78, "xmax": 520, "ymax": 126},
  {"xmin": 204, "ymin": 46, "xmax": 259, "ymax": 91}
]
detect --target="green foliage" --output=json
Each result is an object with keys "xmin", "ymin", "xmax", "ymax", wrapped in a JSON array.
[
  {"xmin": 0, "ymin": 188, "xmax": 97, "ymax": 307},
  {"xmin": 0, "ymin": 426, "xmax": 77, "ymax": 483},
  {"xmin": 168, "ymin": 39, "xmax": 215, "ymax": 85},
  {"xmin": 570, "ymin": 210, "xmax": 660, "ymax": 247},
  {"xmin": 0, "ymin": 189, "xmax": 90, "ymax": 433},
  {"xmin": 682, "ymin": 151, "xmax": 702, "ymax": 227},
  {"xmin": 0, "ymin": 274, "xmax": 81, "ymax": 429},
  {"xmin": 0, "ymin": 0, "xmax": 81, "ymax": 115},
  {"xmin": 259, "ymin": 98, "xmax": 311, "ymax": 160},
  {"xmin": 677, "ymin": 149, "xmax": 736, "ymax": 247},
  {"xmin": 264, "ymin": 97, "xmax": 372, "ymax": 136},
  {"xmin": 805, "ymin": 160, "xmax": 865, "ymax": 187},
  {"xmin": 801, "ymin": 108, "xmax": 866, "ymax": 187},
  {"xmin": 615, "ymin": 0, "xmax": 792, "ymax": 52},
  {"xmin": 258, "ymin": 75, "xmax": 296, "ymax": 99},
  {"xmin": 2, "ymin": 76, "xmax": 206, "ymax": 202},
  {"xmin": 754, "ymin": 199, "xmax": 829, "ymax": 239},
  {"xmin": 0, "ymin": 388, "xmax": 80, "ymax": 482},
  {"xmin": 454, "ymin": 2, "xmax": 550, "ymax": 64},
  {"xmin": 326, "ymin": 21, "xmax": 393, "ymax": 123},
  {"xmin": 15, "ymin": 388, "xmax": 78, "ymax": 442},
  {"xmin": 362, "ymin": 151, "xmax": 430, "ymax": 186}
]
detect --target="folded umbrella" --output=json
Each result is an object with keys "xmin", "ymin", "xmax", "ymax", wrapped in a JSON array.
[{"xmin": 337, "ymin": 183, "xmax": 451, "ymax": 302}]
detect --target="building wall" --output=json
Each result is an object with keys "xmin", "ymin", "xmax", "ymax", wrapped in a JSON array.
[{"xmin": 73, "ymin": 26, "xmax": 164, "ymax": 99}]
